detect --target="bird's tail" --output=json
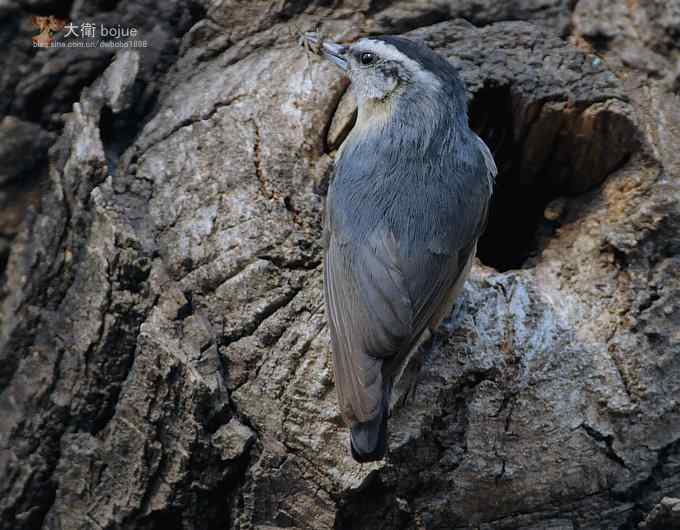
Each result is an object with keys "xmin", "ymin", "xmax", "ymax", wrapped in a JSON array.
[{"xmin": 349, "ymin": 384, "xmax": 390, "ymax": 463}]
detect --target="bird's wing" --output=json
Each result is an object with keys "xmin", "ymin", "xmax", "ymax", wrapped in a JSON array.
[
  {"xmin": 324, "ymin": 229, "xmax": 413, "ymax": 424},
  {"xmin": 402, "ymin": 238, "xmax": 477, "ymax": 345},
  {"xmin": 324, "ymin": 226, "xmax": 477, "ymax": 425},
  {"xmin": 474, "ymin": 132, "xmax": 498, "ymax": 193}
]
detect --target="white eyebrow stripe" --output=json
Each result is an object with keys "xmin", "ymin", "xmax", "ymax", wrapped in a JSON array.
[{"xmin": 355, "ymin": 38, "xmax": 442, "ymax": 89}]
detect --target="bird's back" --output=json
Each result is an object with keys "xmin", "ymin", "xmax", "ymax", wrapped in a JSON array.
[{"xmin": 328, "ymin": 107, "xmax": 491, "ymax": 256}]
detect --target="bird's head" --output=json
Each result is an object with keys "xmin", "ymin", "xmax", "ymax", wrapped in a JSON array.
[{"xmin": 306, "ymin": 34, "xmax": 467, "ymax": 125}]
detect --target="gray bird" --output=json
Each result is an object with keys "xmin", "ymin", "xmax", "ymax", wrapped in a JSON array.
[{"xmin": 308, "ymin": 34, "xmax": 497, "ymax": 462}]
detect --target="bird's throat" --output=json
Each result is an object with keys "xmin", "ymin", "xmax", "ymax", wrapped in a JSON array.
[{"xmin": 355, "ymin": 98, "xmax": 394, "ymax": 131}]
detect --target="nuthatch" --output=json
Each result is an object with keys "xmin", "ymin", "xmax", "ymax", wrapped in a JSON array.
[{"xmin": 306, "ymin": 33, "xmax": 497, "ymax": 462}]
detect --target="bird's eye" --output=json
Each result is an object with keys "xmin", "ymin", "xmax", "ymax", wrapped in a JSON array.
[{"xmin": 360, "ymin": 52, "xmax": 375, "ymax": 65}]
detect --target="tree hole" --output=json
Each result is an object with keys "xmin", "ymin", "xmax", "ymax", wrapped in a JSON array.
[
  {"xmin": 471, "ymin": 85, "xmax": 557, "ymax": 271},
  {"xmin": 470, "ymin": 84, "xmax": 636, "ymax": 271}
]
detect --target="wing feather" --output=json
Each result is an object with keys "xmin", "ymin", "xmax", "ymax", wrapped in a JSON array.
[
  {"xmin": 324, "ymin": 228, "xmax": 474, "ymax": 424},
  {"xmin": 324, "ymin": 231, "xmax": 412, "ymax": 423}
]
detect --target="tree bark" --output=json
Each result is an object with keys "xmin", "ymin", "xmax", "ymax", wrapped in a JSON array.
[{"xmin": 1, "ymin": 1, "xmax": 679, "ymax": 529}]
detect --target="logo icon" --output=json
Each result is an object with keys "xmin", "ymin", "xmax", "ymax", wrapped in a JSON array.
[{"xmin": 31, "ymin": 16, "xmax": 65, "ymax": 48}]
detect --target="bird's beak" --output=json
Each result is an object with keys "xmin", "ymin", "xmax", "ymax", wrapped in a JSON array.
[{"xmin": 302, "ymin": 33, "xmax": 348, "ymax": 71}]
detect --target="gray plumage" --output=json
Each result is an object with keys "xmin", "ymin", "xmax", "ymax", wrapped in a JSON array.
[{"xmin": 310, "ymin": 34, "xmax": 497, "ymax": 462}]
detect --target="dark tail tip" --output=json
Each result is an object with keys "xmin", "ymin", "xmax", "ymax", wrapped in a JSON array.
[{"xmin": 349, "ymin": 402, "xmax": 388, "ymax": 463}]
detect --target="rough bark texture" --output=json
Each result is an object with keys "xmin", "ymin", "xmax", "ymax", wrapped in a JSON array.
[{"xmin": 1, "ymin": 1, "xmax": 679, "ymax": 529}]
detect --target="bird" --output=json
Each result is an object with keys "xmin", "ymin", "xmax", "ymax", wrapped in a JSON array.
[{"xmin": 305, "ymin": 33, "xmax": 497, "ymax": 462}]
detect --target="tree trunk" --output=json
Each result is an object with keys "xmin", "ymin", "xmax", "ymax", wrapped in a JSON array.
[{"xmin": 1, "ymin": 1, "xmax": 679, "ymax": 529}]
